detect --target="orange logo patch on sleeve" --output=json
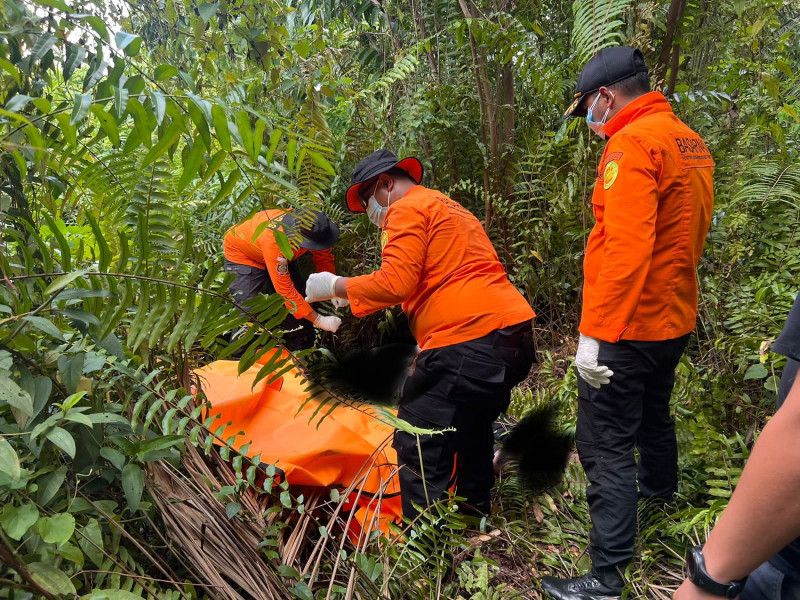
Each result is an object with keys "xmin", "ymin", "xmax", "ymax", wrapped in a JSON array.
[
  {"xmin": 603, "ymin": 161, "xmax": 619, "ymax": 189},
  {"xmin": 380, "ymin": 231, "xmax": 389, "ymax": 250}
]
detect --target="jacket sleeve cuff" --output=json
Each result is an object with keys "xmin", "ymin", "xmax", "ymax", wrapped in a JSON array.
[{"xmin": 579, "ymin": 320, "xmax": 628, "ymax": 343}]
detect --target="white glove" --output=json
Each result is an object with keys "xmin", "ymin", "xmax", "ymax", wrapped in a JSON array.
[
  {"xmin": 331, "ymin": 297, "xmax": 350, "ymax": 309},
  {"xmin": 305, "ymin": 272, "xmax": 340, "ymax": 303},
  {"xmin": 575, "ymin": 334, "xmax": 614, "ymax": 389},
  {"xmin": 314, "ymin": 314, "xmax": 342, "ymax": 333}
]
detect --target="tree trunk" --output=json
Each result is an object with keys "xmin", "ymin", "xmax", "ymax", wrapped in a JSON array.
[{"xmin": 654, "ymin": 0, "xmax": 688, "ymax": 89}]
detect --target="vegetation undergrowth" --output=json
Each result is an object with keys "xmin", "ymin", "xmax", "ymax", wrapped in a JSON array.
[{"xmin": 1, "ymin": 0, "xmax": 799, "ymax": 598}]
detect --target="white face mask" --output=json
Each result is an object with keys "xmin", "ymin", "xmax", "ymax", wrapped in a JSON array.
[{"xmin": 366, "ymin": 188, "xmax": 391, "ymax": 228}]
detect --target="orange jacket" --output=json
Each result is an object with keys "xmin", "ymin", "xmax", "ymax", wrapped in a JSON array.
[
  {"xmin": 580, "ymin": 91, "xmax": 714, "ymax": 342},
  {"xmin": 346, "ymin": 186, "xmax": 535, "ymax": 351},
  {"xmin": 223, "ymin": 209, "xmax": 336, "ymax": 319}
]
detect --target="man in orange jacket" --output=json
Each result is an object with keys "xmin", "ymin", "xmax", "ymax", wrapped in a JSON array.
[
  {"xmin": 223, "ymin": 208, "xmax": 343, "ymax": 350},
  {"xmin": 541, "ymin": 47, "xmax": 714, "ymax": 600},
  {"xmin": 304, "ymin": 149, "xmax": 536, "ymax": 521}
]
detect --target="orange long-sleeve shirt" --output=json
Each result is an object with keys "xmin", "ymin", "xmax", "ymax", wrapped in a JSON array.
[
  {"xmin": 346, "ymin": 186, "xmax": 535, "ymax": 351},
  {"xmin": 223, "ymin": 209, "xmax": 336, "ymax": 319},
  {"xmin": 580, "ymin": 91, "xmax": 714, "ymax": 342}
]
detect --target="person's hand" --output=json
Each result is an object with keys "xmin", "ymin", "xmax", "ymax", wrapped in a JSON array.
[
  {"xmin": 314, "ymin": 314, "xmax": 342, "ymax": 333},
  {"xmin": 305, "ymin": 272, "xmax": 339, "ymax": 303},
  {"xmin": 575, "ymin": 334, "xmax": 614, "ymax": 388},
  {"xmin": 331, "ymin": 297, "xmax": 350, "ymax": 309},
  {"xmin": 673, "ymin": 579, "xmax": 733, "ymax": 600}
]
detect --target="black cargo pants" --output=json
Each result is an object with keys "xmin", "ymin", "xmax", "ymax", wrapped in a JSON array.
[
  {"xmin": 576, "ymin": 333, "xmax": 690, "ymax": 576},
  {"xmin": 392, "ymin": 320, "xmax": 536, "ymax": 521},
  {"xmin": 223, "ymin": 259, "xmax": 315, "ymax": 351}
]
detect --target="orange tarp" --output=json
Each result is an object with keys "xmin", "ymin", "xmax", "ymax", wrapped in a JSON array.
[{"xmin": 194, "ymin": 353, "xmax": 402, "ymax": 537}]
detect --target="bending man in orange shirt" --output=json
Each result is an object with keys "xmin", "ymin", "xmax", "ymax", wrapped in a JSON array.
[
  {"xmin": 304, "ymin": 149, "xmax": 536, "ymax": 520},
  {"xmin": 223, "ymin": 208, "xmax": 343, "ymax": 351},
  {"xmin": 541, "ymin": 47, "xmax": 714, "ymax": 600}
]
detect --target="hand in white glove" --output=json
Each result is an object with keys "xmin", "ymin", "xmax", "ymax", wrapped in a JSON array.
[
  {"xmin": 575, "ymin": 334, "xmax": 614, "ymax": 389},
  {"xmin": 313, "ymin": 314, "xmax": 342, "ymax": 333},
  {"xmin": 331, "ymin": 297, "xmax": 350, "ymax": 309},
  {"xmin": 305, "ymin": 272, "xmax": 340, "ymax": 303}
]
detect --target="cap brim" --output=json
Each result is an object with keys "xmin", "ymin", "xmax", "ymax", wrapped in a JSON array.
[
  {"xmin": 345, "ymin": 156, "xmax": 424, "ymax": 213},
  {"xmin": 564, "ymin": 92, "xmax": 589, "ymax": 118}
]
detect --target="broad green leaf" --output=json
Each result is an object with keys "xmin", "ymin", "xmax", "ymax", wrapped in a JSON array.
[
  {"xmin": 5, "ymin": 94, "xmax": 32, "ymax": 113},
  {"xmin": 83, "ymin": 58, "xmax": 108, "ymax": 90},
  {"xmin": 63, "ymin": 308, "xmax": 101, "ymax": 327},
  {"xmin": 0, "ymin": 57, "xmax": 21, "ymax": 85},
  {"xmin": 45, "ymin": 269, "xmax": 87, "ymax": 295},
  {"xmin": 291, "ymin": 582, "xmax": 314, "ymax": 600},
  {"xmin": 274, "ymin": 229, "xmax": 293, "ymax": 259},
  {"xmin": 252, "ymin": 118, "xmax": 265, "ymax": 161},
  {"xmin": 32, "ymin": 0, "xmax": 71, "ymax": 11},
  {"xmin": 70, "ymin": 93, "xmax": 92, "ymax": 125},
  {"xmin": 154, "ymin": 64, "xmax": 178, "ymax": 81},
  {"xmin": 39, "ymin": 466, "xmax": 67, "ymax": 506},
  {"xmin": 121, "ymin": 463, "xmax": 144, "ymax": 512},
  {"xmin": 24, "ymin": 125, "xmax": 46, "ymax": 164},
  {"xmin": 744, "ymin": 364, "xmax": 768, "ymax": 380},
  {"xmin": 212, "ymin": 104, "xmax": 230, "ymax": 151},
  {"xmin": 45, "ymin": 427, "xmax": 76, "ymax": 458},
  {"xmin": 198, "ymin": 1, "xmax": 219, "ymax": 22},
  {"xmin": 22, "ymin": 316, "xmax": 65, "ymax": 340},
  {"xmin": 141, "ymin": 120, "xmax": 181, "ymax": 167},
  {"xmin": 0, "ymin": 108, "xmax": 32, "ymax": 126},
  {"xmin": 55, "ymin": 113, "xmax": 77, "ymax": 148},
  {"xmin": 38, "ymin": 512, "xmax": 75, "ymax": 544},
  {"xmin": 308, "ymin": 150, "xmax": 336, "ymax": 175},
  {"xmin": 78, "ymin": 518, "xmax": 104, "ymax": 567},
  {"xmin": 150, "ymin": 90, "xmax": 166, "ymax": 126},
  {"xmin": 126, "ymin": 97, "xmax": 152, "ymax": 148},
  {"xmin": 0, "ymin": 437, "xmax": 21, "ymax": 481},
  {"xmin": 178, "ymin": 139, "xmax": 205, "ymax": 192},
  {"xmin": 29, "ymin": 34, "xmax": 57, "ymax": 63},
  {"xmin": 114, "ymin": 31, "xmax": 142, "ymax": 56},
  {"xmin": 287, "ymin": 136, "xmax": 297, "ymax": 172},
  {"xmin": 28, "ymin": 562, "xmax": 76, "ymax": 596},
  {"xmin": 266, "ymin": 128, "xmax": 281, "ymax": 163},
  {"xmin": 0, "ymin": 503, "xmax": 39, "ymax": 540},
  {"xmin": 33, "ymin": 97, "xmax": 51, "ymax": 113},
  {"xmin": 56, "ymin": 542, "xmax": 84, "ymax": 565},
  {"xmin": 90, "ymin": 106, "xmax": 120, "ymax": 147},
  {"xmin": 85, "ymin": 16, "xmax": 109, "ymax": 41},
  {"xmin": 113, "ymin": 84, "xmax": 129, "ymax": 120},
  {"xmin": 0, "ymin": 374, "xmax": 33, "ymax": 418},
  {"xmin": 64, "ymin": 43, "xmax": 86, "ymax": 82},
  {"xmin": 100, "ymin": 446, "xmax": 125, "ymax": 469},
  {"xmin": 187, "ymin": 100, "xmax": 211, "ymax": 149},
  {"xmin": 235, "ymin": 110, "xmax": 253, "ymax": 158}
]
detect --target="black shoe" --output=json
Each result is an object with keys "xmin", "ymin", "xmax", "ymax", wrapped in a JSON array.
[{"xmin": 541, "ymin": 572, "xmax": 621, "ymax": 600}]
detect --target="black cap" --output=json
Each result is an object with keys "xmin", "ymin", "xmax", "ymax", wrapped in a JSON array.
[
  {"xmin": 345, "ymin": 149, "xmax": 423, "ymax": 213},
  {"xmin": 280, "ymin": 209, "xmax": 340, "ymax": 251},
  {"xmin": 564, "ymin": 46, "xmax": 649, "ymax": 118}
]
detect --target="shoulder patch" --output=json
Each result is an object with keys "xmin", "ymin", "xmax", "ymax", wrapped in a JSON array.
[
  {"xmin": 380, "ymin": 230, "xmax": 389, "ymax": 250},
  {"xmin": 276, "ymin": 256, "xmax": 289, "ymax": 276},
  {"xmin": 603, "ymin": 161, "xmax": 619, "ymax": 189}
]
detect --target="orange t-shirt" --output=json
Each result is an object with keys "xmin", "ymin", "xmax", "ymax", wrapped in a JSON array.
[
  {"xmin": 580, "ymin": 92, "xmax": 714, "ymax": 342},
  {"xmin": 223, "ymin": 209, "xmax": 336, "ymax": 319},
  {"xmin": 346, "ymin": 186, "xmax": 535, "ymax": 351}
]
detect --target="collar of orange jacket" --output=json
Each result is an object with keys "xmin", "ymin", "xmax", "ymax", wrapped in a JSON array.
[{"xmin": 601, "ymin": 91, "xmax": 673, "ymax": 138}]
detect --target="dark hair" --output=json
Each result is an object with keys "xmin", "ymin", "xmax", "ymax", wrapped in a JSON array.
[
  {"xmin": 609, "ymin": 71, "xmax": 651, "ymax": 97},
  {"xmin": 385, "ymin": 166, "xmax": 416, "ymax": 182}
]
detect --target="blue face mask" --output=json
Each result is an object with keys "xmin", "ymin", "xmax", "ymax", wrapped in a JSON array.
[
  {"xmin": 367, "ymin": 188, "xmax": 391, "ymax": 228},
  {"xmin": 586, "ymin": 91, "xmax": 614, "ymax": 139}
]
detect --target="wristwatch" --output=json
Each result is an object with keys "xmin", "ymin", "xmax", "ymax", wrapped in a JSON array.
[{"xmin": 686, "ymin": 545, "xmax": 748, "ymax": 598}]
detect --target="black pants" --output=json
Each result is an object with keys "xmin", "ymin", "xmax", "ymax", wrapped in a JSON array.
[
  {"xmin": 392, "ymin": 321, "xmax": 535, "ymax": 521},
  {"xmin": 576, "ymin": 333, "xmax": 690, "ymax": 575},
  {"xmin": 223, "ymin": 260, "xmax": 315, "ymax": 351}
]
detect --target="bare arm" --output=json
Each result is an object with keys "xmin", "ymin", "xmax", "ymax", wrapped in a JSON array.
[{"xmin": 674, "ymin": 375, "xmax": 800, "ymax": 599}]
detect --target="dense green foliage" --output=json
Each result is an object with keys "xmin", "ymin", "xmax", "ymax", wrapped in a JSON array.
[{"xmin": 0, "ymin": 0, "xmax": 799, "ymax": 598}]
